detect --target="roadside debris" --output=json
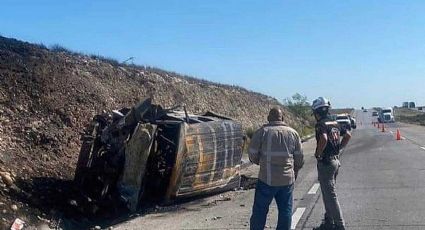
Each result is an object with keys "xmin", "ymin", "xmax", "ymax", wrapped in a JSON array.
[
  {"xmin": 36, "ymin": 215, "xmax": 50, "ymax": 223},
  {"xmin": 202, "ymin": 195, "xmax": 233, "ymax": 207},
  {"xmin": 0, "ymin": 171, "xmax": 14, "ymax": 187},
  {"xmin": 10, "ymin": 204, "xmax": 18, "ymax": 212},
  {"xmin": 73, "ymin": 98, "xmax": 245, "ymax": 214},
  {"xmin": 68, "ymin": 200, "xmax": 78, "ymax": 207},
  {"xmin": 240, "ymin": 175, "xmax": 258, "ymax": 190},
  {"xmin": 10, "ymin": 218, "xmax": 25, "ymax": 230}
]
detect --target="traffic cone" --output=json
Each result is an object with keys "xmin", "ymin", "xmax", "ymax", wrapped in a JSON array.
[
  {"xmin": 396, "ymin": 129, "xmax": 401, "ymax": 140},
  {"xmin": 381, "ymin": 123, "xmax": 385, "ymax": 132},
  {"xmin": 377, "ymin": 123, "xmax": 380, "ymax": 129}
]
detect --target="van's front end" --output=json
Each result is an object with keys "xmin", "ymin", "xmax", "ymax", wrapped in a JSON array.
[
  {"xmin": 381, "ymin": 108, "xmax": 395, "ymax": 123},
  {"xmin": 382, "ymin": 112, "xmax": 395, "ymax": 123}
]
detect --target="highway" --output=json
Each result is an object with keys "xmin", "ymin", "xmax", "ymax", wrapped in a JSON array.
[
  {"xmin": 300, "ymin": 110, "xmax": 425, "ymax": 229},
  {"xmin": 112, "ymin": 110, "xmax": 425, "ymax": 230}
]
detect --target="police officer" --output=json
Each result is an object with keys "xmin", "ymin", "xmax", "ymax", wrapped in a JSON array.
[{"xmin": 311, "ymin": 97, "xmax": 351, "ymax": 230}]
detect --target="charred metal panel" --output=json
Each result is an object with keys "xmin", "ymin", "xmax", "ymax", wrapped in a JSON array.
[
  {"xmin": 118, "ymin": 123, "xmax": 156, "ymax": 211},
  {"xmin": 74, "ymin": 121, "xmax": 100, "ymax": 185},
  {"xmin": 169, "ymin": 120, "xmax": 244, "ymax": 197},
  {"xmin": 165, "ymin": 123, "xmax": 186, "ymax": 200},
  {"xmin": 122, "ymin": 98, "xmax": 152, "ymax": 127}
]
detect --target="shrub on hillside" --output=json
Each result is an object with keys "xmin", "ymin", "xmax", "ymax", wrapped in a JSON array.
[{"xmin": 283, "ymin": 93, "xmax": 312, "ymax": 122}]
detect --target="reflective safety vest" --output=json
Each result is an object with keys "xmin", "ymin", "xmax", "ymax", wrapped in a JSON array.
[{"xmin": 248, "ymin": 121, "xmax": 304, "ymax": 186}]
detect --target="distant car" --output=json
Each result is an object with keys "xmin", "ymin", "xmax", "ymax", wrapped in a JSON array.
[
  {"xmin": 372, "ymin": 111, "xmax": 378, "ymax": 116},
  {"xmin": 336, "ymin": 114, "xmax": 352, "ymax": 131},
  {"xmin": 363, "ymin": 109, "xmax": 368, "ymax": 112}
]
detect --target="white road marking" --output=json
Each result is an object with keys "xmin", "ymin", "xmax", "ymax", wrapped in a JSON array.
[
  {"xmin": 421, "ymin": 147, "xmax": 425, "ymax": 151},
  {"xmin": 291, "ymin": 208, "xmax": 306, "ymax": 229},
  {"xmin": 307, "ymin": 183, "xmax": 320, "ymax": 195},
  {"xmin": 390, "ymin": 131, "xmax": 394, "ymax": 134}
]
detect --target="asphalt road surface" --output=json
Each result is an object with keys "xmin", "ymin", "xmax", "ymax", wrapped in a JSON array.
[{"xmin": 111, "ymin": 110, "xmax": 425, "ymax": 230}]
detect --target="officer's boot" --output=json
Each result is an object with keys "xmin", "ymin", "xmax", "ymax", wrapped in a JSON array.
[
  {"xmin": 333, "ymin": 224, "xmax": 345, "ymax": 230},
  {"xmin": 313, "ymin": 217, "xmax": 334, "ymax": 230}
]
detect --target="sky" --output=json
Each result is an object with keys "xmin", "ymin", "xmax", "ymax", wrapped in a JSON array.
[{"xmin": 1, "ymin": 0, "xmax": 425, "ymax": 108}]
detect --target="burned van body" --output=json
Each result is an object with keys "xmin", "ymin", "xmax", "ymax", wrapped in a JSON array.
[{"xmin": 74, "ymin": 98, "xmax": 244, "ymax": 212}]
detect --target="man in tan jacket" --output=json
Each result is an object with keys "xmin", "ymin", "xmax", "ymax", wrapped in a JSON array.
[{"xmin": 249, "ymin": 108, "xmax": 304, "ymax": 230}]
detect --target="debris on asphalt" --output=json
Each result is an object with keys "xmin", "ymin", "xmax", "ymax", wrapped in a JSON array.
[
  {"xmin": 217, "ymin": 195, "xmax": 232, "ymax": 202},
  {"xmin": 201, "ymin": 194, "xmax": 233, "ymax": 207},
  {"xmin": 212, "ymin": 216, "xmax": 222, "ymax": 221},
  {"xmin": 240, "ymin": 175, "xmax": 258, "ymax": 190}
]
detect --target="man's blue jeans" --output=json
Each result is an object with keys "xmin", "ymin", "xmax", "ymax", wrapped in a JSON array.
[{"xmin": 250, "ymin": 180, "xmax": 294, "ymax": 230}]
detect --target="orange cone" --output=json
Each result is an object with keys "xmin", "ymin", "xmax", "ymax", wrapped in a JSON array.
[
  {"xmin": 396, "ymin": 129, "xmax": 401, "ymax": 140},
  {"xmin": 377, "ymin": 123, "xmax": 380, "ymax": 129},
  {"xmin": 381, "ymin": 123, "xmax": 385, "ymax": 132}
]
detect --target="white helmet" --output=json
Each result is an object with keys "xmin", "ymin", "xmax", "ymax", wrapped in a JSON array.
[{"xmin": 312, "ymin": 97, "xmax": 331, "ymax": 111}]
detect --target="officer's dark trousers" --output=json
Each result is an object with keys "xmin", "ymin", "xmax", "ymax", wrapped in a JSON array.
[{"xmin": 317, "ymin": 158, "xmax": 345, "ymax": 227}]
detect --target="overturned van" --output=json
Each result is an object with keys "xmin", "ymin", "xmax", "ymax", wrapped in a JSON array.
[{"xmin": 74, "ymin": 98, "xmax": 244, "ymax": 212}]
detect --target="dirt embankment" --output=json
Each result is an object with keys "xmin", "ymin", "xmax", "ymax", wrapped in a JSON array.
[
  {"xmin": 0, "ymin": 36, "xmax": 309, "ymax": 228},
  {"xmin": 395, "ymin": 108, "xmax": 425, "ymax": 126}
]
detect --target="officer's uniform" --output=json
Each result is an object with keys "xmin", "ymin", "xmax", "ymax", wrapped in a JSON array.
[{"xmin": 315, "ymin": 117, "xmax": 346, "ymax": 227}]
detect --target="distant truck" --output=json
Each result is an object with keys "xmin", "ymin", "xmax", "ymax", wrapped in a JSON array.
[
  {"xmin": 402, "ymin": 102, "xmax": 416, "ymax": 108},
  {"xmin": 378, "ymin": 107, "xmax": 395, "ymax": 123}
]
